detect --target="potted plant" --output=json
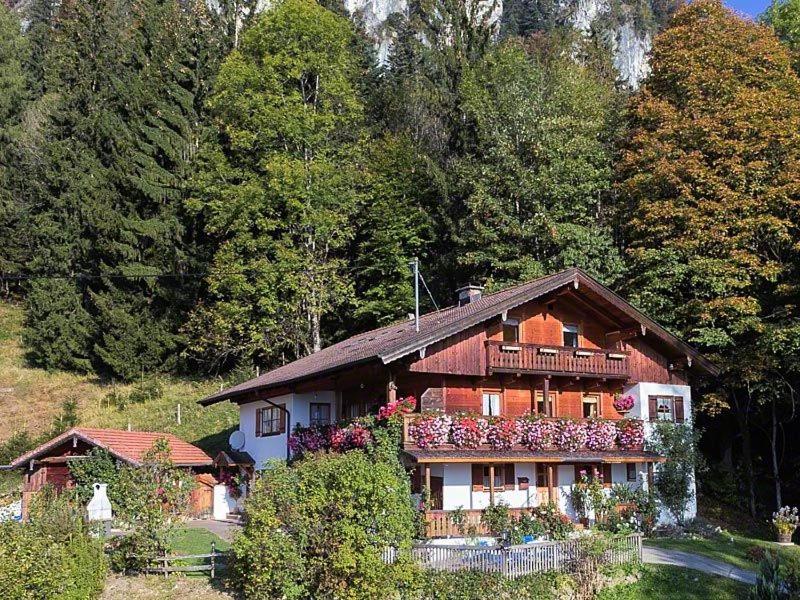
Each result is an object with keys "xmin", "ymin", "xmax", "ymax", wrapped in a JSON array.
[
  {"xmin": 773, "ymin": 506, "xmax": 799, "ymax": 544},
  {"xmin": 613, "ymin": 394, "xmax": 635, "ymax": 414}
]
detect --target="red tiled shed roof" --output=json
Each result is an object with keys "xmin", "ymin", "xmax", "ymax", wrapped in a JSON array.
[
  {"xmin": 199, "ymin": 267, "xmax": 718, "ymax": 406},
  {"xmin": 8, "ymin": 427, "xmax": 213, "ymax": 468}
]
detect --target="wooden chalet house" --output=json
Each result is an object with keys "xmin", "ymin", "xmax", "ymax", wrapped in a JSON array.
[{"xmin": 200, "ymin": 268, "xmax": 717, "ymax": 535}]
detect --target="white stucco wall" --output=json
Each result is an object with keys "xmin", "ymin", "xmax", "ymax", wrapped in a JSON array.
[
  {"xmin": 623, "ymin": 381, "xmax": 697, "ymax": 524},
  {"xmin": 239, "ymin": 390, "xmax": 338, "ymax": 468},
  {"xmin": 441, "ymin": 463, "xmax": 539, "ymax": 510}
]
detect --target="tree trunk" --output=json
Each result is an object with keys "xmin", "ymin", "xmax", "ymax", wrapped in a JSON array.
[
  {"xmin": 771, "ymin": 398, "xmax": 782, "ymax": 509},
  {"xmin": 732, "ymin": 390, "xmax": 757, "ymax": 517}
]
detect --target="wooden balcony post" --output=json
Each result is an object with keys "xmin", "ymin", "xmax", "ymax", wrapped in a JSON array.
[
  {"xmin": 489, "ymin": 464, "xmax": 495, "ymax": 506},
  {"xmin": 424, "ymin": 463, "xmax": 431, "ymax": 504},
  {"xmin": 646, "ymin": 462, "xmax": 654, "ymax": 491},
  {"xmin": 547, "ymin": 464, "xmax": 555, "ymax": 504},
  {"xmin": 543, "ymin": 377, "xmax": 550, "ymax": 416}
]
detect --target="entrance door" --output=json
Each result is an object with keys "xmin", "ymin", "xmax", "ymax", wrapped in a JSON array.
[{"xmin": 429, "ymin": 476, "xmax": 444, "ymax": 510}]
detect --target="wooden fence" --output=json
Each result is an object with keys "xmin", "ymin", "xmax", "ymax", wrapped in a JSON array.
[
  {"xmin": 383, "ymin": 533, "xmax": 641, "ymax": 578},
  {"xmin": 142, "ymin": 542, "xmax": 227, "ymax": 578}
]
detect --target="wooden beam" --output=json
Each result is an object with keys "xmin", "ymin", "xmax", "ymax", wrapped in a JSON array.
[
  {"xmin": 647, "ymin": 462, "xmax": 654, "ymax": 490},
  {"xmin": 425, "ymin": 463, "xmax": 431, "ymax": 504},
  {"xmin": 605, "ymin": 327, "xmax": 639, "ymax": 345},
  {"xmin": 547, "ymin": 464, "xmax": 555, "ymax": 504}
]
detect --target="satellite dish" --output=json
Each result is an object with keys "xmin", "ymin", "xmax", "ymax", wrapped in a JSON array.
[{"xmin": 229, "ymin": 430, "xmax": 246, "ymax": 451}]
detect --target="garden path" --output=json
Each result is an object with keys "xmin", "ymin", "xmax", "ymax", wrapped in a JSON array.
[{"xmin": 642, "ymin": 546, "xmax": 757, "ymax": 585}]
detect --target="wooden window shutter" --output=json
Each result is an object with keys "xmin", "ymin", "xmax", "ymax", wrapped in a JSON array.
[
  {"xmin": 648, "ymin": 396, "xmax": 658, "ymax": 422},
  {"xmin": 504, "ymin": 463, "xmax": 515, "ymax": 489},
  {"xmin": 279, "ymin": 405, "xmax": 287, "ymax": 433},
  {"xmin": 574, "ymin": 464, "xmax": 582, "ymax": 482},
  {"xmin": 471, "ymin": 464, "xmax": 483, "ymax": 492},
  {"xmin": 674, "ymin": 397, "xmax": 685, "ymax": 423},
  {"xmin": 255, "ymin": 408, "xmax": 262, "ymax": 437},
  {"xmin": 602, "ymin": 464, "xmax": 612, "ymax": 486}
]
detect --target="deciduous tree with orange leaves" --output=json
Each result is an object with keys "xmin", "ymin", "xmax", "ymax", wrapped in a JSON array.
[{"xmin": 618, "ymin": 0, "xmax": 800, "ymax": 515}]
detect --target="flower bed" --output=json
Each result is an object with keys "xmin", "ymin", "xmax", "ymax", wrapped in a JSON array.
[{"xmin": 407, "ymin": 413, "xmax": 646, "ymax": 453}]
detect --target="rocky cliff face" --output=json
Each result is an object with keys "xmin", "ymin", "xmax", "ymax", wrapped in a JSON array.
[{"xmin": 345, "ymin": 0, "xmax": 662, "ymax": 87}]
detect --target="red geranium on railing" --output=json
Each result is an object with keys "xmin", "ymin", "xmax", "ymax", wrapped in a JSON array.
[
  {"xmin": 449, "ymin": 415, "xmax": 486, "ymax": 449},
  {"xmin": 616, "ymin": 419, "xmax": 645, "ymax": 450},
  {"xmin": 485, "ymin": 417, "xmax": 520, "ymax": 450},
  {"xmin": 378, "ymin": 395, "xmax": 417, "ymax": 420}
]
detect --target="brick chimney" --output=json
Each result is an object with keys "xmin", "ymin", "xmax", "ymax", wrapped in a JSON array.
[{"xmin": 456, "ymin": 285, "xmax": 484, "ymax": 306}]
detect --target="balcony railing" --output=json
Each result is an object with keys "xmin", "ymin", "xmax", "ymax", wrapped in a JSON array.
[
  {"xmin": 424, "ymin": 504, "xmax": 549, "ymax": 538},
  {"xmin": 485, "ymin": 341, "xmax": 629, "ymax": 378}
]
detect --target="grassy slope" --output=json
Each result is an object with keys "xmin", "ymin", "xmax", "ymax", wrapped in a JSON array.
[
  {"xmin": 644, "ymin": 497, "xmax": 800, "ymax": 573},
  {"xmin": 0, "ymin": 302, "xmax": 238, "ymax": 454},
  {"xmin": 599, "ymin": 565, "xmax": 748, "ymax": 600}
]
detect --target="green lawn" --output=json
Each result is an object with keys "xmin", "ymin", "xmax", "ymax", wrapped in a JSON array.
[
  {"xmin": 598, "ymin": 565, "xmax": 749, "ymax": 599},
  {"xmin": 170, "ymin": 525, "xmax": 230, "ymax": 555},
  {"xmin": 644, "ymin": 533, "xmax": 799, "ymax": 573}
]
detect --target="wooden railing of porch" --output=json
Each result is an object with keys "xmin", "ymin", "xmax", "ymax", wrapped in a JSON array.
[
  {"xmin": 485, "ymin": 341, "xmax": 629, "ymax": 378},
  {"xmin": 424, "ymin": 499, "xmax": 549, "ymax": 538}
]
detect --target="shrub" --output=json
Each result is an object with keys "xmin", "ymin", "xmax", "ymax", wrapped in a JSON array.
[
  {"xmin": 415, "ymin": 570, "xmax": 571, "ymax": 599},
  {"xmin": 68, "ymin": 447, "xmax": 121, "ymax": 505},
  {"xmin": 231, "ymin": 451, "xmax": 418, "ymax": 600},
  {"xmin": 0, "ymin": 493, "xmax": 107, "ymax": 599},
  {"xmin": 481, "ymin": 502, "xmax": 512, "ymax": 537},
  {"xmin": 649, "ymin": 421, "xmax": 702, "ymax": 524},
  {"xmin": 529, "ymin": 502, "xmax": 575, "ymax": 540},
  {"xmin": 110, "ymin": 438, "xmax": 195, "ymax": 571}
]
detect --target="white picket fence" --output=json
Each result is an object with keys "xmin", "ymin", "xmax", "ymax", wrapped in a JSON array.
[{"xmin": 382, "ymin": 533, "xmax": 642, "ymax": 578}]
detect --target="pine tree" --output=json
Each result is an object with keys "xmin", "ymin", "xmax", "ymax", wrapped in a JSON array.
[
  {"xmin": 22, "ymin": 0, "xmax": 228, "ymax": 379},
  {"xmin": 0, "ymin": 4, "xmax": 29, "ymax": 293},
  {"xmin": 186, "ymin": 0, "xmax": 367, "ymax": 370}
]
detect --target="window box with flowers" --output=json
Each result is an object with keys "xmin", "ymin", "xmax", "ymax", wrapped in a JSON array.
[
  {"xmin": 613, "ymin": 394, "xmax": 635, "ymax": 414},
  {"xmin": 449, "ymin": 414, "xmax": 487, "ymax": 449},
  {"xmin": 485, "ymin": 417, "xmax": 520, "ymax": 450}
]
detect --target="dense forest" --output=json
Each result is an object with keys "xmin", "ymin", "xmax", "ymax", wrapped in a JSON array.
[{"xmin": 1, "ymin": 0, "xmax": 800, "ymax": 517}]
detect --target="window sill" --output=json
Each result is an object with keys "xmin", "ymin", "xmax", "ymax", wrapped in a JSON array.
[{"xmin": 256, "ymin": 431, "xmax": 284, "ymax": 438}]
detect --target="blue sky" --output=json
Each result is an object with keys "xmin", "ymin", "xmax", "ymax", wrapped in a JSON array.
[{"xmin": 724, "ymin": 0, "xmax": 772, "ymax": 18}]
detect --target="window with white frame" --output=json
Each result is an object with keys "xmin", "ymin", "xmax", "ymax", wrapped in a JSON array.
[
  {"xmin": 563, "ymin": 323, "xmax": 579, "ymax": 347},
  {"xmin": 655, "ymin": 396, "xmax": 674, "ymax": 421},
  {"xmin": 582, "ymin": 393, "xmax": 600, "ymax": 418},
  {"xmin": 482, "ymin": 392, "xmax": 501, "ymax": 416},
  {"xmin": 310, "ymin": 403, "xmax": 331, "ymax": 426}
]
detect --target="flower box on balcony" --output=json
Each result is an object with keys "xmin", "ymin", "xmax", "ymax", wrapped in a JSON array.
[
  {"xmin": 607, "ymin": 353, "xmax": 626, "ymax": 360},
  {"xmin": 574, "ymin": 350, "xmax": 593, "ymax": 357},
  {"xmin": 538, "ymin": 347, "xmax": 558, "ymax": 355}
]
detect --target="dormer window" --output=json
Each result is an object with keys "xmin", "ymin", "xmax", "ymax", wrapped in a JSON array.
[
  {"xmin": 502, "ymin": 318, "xmax": 519, "ymax": 343},
  {"xmin": 563, "ymin": 323, "xmax": 579, "ymax": 348}
]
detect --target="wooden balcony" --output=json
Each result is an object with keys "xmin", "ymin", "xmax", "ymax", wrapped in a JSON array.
[{"xmin": 485, "ymin": 341, "xmax": 629, "ymax": 379}]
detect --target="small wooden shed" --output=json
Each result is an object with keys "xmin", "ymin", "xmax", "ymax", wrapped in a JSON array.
[{"xmin": 6, "ymin": 427, "xmax": 214, "ymax": 519}]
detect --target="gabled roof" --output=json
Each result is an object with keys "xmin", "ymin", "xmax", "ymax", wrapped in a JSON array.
[
  {"xmin": 9, "ymin": 428, "xmax": 213, "ymax": 468},
  {"xmin": 200, "ymin": 268, "xmax": 718, "ymax": 406}
]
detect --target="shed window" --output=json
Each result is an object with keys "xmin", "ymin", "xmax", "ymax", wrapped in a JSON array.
[
  {"xmin": 563, "ymin": 323, "xmax": 579, "ymax": 347},
  {"xmin": 626, "ymin": 463, "xmax": 637, "ymax": 482}
]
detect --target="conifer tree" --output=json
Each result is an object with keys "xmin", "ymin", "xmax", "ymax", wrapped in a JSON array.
[{"xmin": 22, "ymin": 0, "xmax": 227, "ymax": 379}]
